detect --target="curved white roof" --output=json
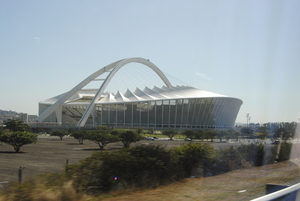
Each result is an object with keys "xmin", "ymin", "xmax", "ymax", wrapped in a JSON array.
[{"xmin": 40, "ymin": 85, "xmax": 228, "ymax": 105}]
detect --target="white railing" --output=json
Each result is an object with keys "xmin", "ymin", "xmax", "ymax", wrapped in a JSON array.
[{"xmin": 251, "ymin": 183, "xmax": 300, "ymax": 201}]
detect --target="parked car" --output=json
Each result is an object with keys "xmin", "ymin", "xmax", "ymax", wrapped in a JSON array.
[{"xmin": 145, "ymin": 137, "xmax": 154, "ymax": 140}]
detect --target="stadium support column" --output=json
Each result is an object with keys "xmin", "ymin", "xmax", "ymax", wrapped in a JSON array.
[
  {"xmin": 92, "ymin": 105, "xmax": 96, "ymax": 126},
  {"xmin": 55, "ymin": 106, "xmax": 62, "ymax": 124}
]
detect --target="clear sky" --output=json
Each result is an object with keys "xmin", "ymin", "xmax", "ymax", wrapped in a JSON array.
[{"xmin": 1, "ymin": 0, "xmax": 299, "ymax": 124}]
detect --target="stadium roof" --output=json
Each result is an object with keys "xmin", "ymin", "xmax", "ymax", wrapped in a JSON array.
[{"xmin": 40, "ymin": 85, "xmax": 228, "ymax": 105}]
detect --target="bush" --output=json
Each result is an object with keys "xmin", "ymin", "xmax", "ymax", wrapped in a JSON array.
[
  {"xmin": 277, "ymin": 142, "xmax": 292, "ymax": 162},
  {"xmin": 68, "ymin": 145, "xmax": 182, "ymax": 193},
  {"xmin": 171, "ymin": 143, "xmax": 215, "ymax": 177},
  {"xmin": 213, "ymin": 146, "xmax": 242, "ymax": 174},
  {"xmin": 212, "ymin": 144, "xmax": 278, "ymax": 175}
]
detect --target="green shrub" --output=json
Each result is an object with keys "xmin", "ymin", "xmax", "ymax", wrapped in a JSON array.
[
  {"xmin": 237, "ymin": 144, "xmax": 263, "ymax": 166},
  {"xmin": 277, "ymin": 142, "xmax": 292, "ymax": 162},
  {"xmin": 212, "ymin": 144, "xmax": 278, "ymax": 175},
  {"xmin": 171, "ymin": 143, "xmax": 215, "ymax": 177},
  {"xmin": 214, "ymin": 146, "xmax": 242, "ymax": 174},
  {"xmin": 69, "ymin": 145, "xmax": 182, "ymax": 193}
]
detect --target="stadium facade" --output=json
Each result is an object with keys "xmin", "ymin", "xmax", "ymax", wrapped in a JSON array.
[{"xmin": 37, "ymin": 57, "xmax": 243, "ymax": 129}]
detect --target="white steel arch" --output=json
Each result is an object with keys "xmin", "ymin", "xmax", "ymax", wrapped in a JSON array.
[{"xmin": 37, "ymin": 57, "xmax": 172, "ymax": 127}]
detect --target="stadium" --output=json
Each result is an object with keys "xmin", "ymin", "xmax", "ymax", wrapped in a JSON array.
[{"xmin": 37, "ymin": 57, "xmax": 243, "ymax": 130}]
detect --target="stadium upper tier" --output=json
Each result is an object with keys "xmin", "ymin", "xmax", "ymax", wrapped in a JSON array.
[{"xmin": 37, "ymin": 57, "xmax": 243, "ymax": 129}]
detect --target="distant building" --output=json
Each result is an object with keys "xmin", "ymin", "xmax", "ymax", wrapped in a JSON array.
[
  {"xmin": 20, "ymin": 113, "xmax": 28, "ymax": 123},
  {"xmin": 37, "ymin": 58, "xmax": 243, "ymax": 129}
]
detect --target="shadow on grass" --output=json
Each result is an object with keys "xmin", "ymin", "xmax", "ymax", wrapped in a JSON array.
[
  {"xmin": 0, "ymin": 151, "xmax": 26, "ymax": 154},
  {"xmin": 81, "ymin": 147, "xmax": 121, "ymax": 151},
  {"xmin": 66, "ymin": 143, "xmax": 84, "ymax": 145}
]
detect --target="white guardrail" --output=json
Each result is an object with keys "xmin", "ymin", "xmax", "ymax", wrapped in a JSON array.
[{"xmin": 251, "ymin": 183, "xmax": 300, "ymax": 201}]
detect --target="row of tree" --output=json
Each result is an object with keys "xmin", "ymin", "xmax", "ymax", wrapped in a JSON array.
[{"xmin": 51, "ymin": 126, "xmax": 142, "ymax": 150}]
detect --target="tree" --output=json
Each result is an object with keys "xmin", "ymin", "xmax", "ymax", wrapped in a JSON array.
[
  {"xmin": 86, "ymin": 130, "xmax": 119, "ymax": 150},
  {"xmin": 274, "ymin": 127, "xmax": 293, "ymax": 142},
  {"xmin": 183, "ymin": 130, "xmax": 196, "ymax": 140},
  {"xmin": 110, "ymin": 129, "xmax": 121, "ymax": 136},
  {"xmin": 0, "ymin": 132, "xmax": 37, "ymax": 152},
  {"xmin": 136, "ymin": 128, "xmax": 143, "ymax": 135},
  {"xmin": 256, "ymin": 132, "xmax": 266, "ymax": 141},
  {"xmin": 119, "ymin": 130, "xmax": 141, "ymax": 148},
  {"xmin": 216, "ymin": 130, "xmax": 226, "ymax": 142},
  {"xmin": 4, "ymin": 119, "xmax": 30, "ymax": 132},
  {"xmin": 206, "ymin": 130, "xmax": 216, "ymax": 142},
  {"xmin": 232, "ymin": 130, "xmax": 241, "ymax": 141},
  {"xmin": 240, "ymin": 127, "xmax": 254, "ymax": 138},
  {"xmin": 222, "ymin": 129, "xmax": 240, "ymax": 142},
  {"xmin": 97, "ymin": 125, "xmax": 110, "ymax": 131},
  {"xmin": 70, "ymin": 130, "xmax": 87, "ymax": 144},
  {"xmin": 195, "ymin": 130, "xmax": 205, "ymax": 141},
  {"xmin": 50, "ymin": 130, "xmax": 68, "ymax": 140},
  {"xmin": 162, "ymin": 129, "xmax": 177, "ymax": 140}
]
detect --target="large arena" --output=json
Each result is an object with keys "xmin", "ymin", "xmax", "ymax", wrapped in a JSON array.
[{"xmin": 37, "ymin": 57, "xmax": 243, "ymax": 130}]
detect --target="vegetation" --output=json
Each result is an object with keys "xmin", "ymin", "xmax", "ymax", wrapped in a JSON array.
[
  {"xmin": 182, "ymin": 129, "xmax": 196, "ymax": 140},
  {"xmin": 1, "ymin": 161, "xmax": 298, "ymax": 201},
  {"xmin": 216, "ymin": 130, "xmax": 227, "ymax": 142},
  {"xmin": 162, "ymin": 128, "xmax": 177, "ymax": 140},
  {"xmin": 0, "ymin": 122, "xmax": 298, "ymax": 200},
  {"xmin": 50, "ymin": 130, "xmax": 68, "ymax": 140},
  {"xmin": 0, "ymin": 131, "xmax": 37, "ymax": 152},
  {"xmin": 206, "ymin": 130, "xmax": 216, "ymax": 142},
  {"xmin": 68, "ymin": 145, "xmax": 183, "ymax": 192},
  {"xmin": 70, "ymin": 130, "xmax": 87, "ymax": 144},
  {"xmin": 240, "ymin": 127, "xmax": 254, "ymax": 138},
  {"xmin": 277, "ymin": 142, "xmax": 292, "ymax": 162},
  {"xmin": 86, "ymin": 129, "xmax": 119, "ymax": 150},
  {"xmin": 118, "ymin": 130, "xmax": 141, "ymax": 148},
  {"xmin": 4, "ymin": 119, "xmax": 30, "ymax": 132},
  {"xmin": 136, "ymin": 128, "xmax": 143, "ymax": 135},
  {"xmin": 0, "ymin": 133, "xmax": 296, "ymax": 200},
  {"xmin": 171, "ymin": 143, "xmax": 215, "ymax": 177}
]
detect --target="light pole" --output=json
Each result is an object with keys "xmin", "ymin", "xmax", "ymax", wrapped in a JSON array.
[{"xmin": 246, "ymin": 113, "xmax": 251, "ymax": 127}]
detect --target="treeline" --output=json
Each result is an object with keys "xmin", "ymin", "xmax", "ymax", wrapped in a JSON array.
[
  {"xmin": 51, "ymin": 126, "xmax": 142, "ymax": 149},
  {"xmin": 183, "ymin": 121, "xmax": 298, "ymax": 142},
  {"xmin": 248, "ymin": 122, "xmax": 298, "ymax": 141}
]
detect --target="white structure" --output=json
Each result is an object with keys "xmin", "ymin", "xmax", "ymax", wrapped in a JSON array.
[{"xmin": 37, "ymin": 57, "xmax": 243, "ymax": 129}]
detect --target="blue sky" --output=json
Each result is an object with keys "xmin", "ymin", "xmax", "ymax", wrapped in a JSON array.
[{"xmin": 1, "ymin": 0, "xmax": 299, "ymax": 124}]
